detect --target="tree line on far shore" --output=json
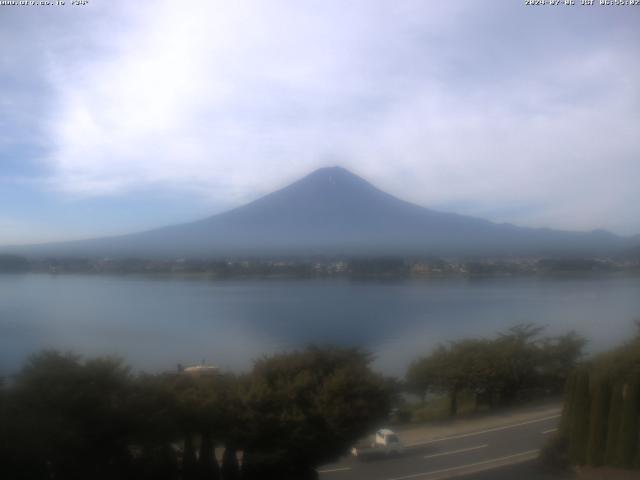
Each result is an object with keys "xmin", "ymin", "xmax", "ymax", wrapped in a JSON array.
[{"xmin": 2, "ymin": 253, "xmax": 636, "ymax": 277}]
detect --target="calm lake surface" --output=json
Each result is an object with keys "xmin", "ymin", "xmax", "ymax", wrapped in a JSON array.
[{"xmin": 1, "ymin": 274, "xmax": 639, "ymax": 376}]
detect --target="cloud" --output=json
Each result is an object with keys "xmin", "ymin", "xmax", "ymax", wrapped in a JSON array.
[{"xmin": 2, "ymin": 0, "xmax": 640, "ymax": 237}]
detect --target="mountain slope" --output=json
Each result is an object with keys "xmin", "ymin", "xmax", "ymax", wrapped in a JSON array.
[{"xmin": 5, "ymin": 167, "xmax": 631, "ymax": 258}]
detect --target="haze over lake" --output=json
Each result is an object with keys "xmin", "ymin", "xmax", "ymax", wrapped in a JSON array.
[{"xmin": 1, "ymin": 273, "xmax": 639, "ymax": 376}]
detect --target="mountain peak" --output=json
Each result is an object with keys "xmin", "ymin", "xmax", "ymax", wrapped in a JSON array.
[
  {"xmin": 311, "ymin": 165, "xmax": 351, "ymax": 174},
  {"xmin": 304, "ymin": 166, "xmax": 360, "ymax": 182},
  {"xmin": 294, "ymin": 166, "xmax": 376, "ymax": 192}
]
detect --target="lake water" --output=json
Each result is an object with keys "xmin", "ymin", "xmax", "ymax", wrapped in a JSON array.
[{"xmin": 1, "ymin": 274, "xmax": 639, "ymax": 376}]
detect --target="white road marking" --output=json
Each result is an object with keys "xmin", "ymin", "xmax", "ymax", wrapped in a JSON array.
[
  {"xmin": 542, "ymin": 428, "xmax": 558, "ymax": 434},
  {"xmin": 405, "ymin": 414, "xmax": 561, "ymax": 447},
  {"xmin": 387, "ymin": 449, "xmax": 540, "ymax": 480},
  {"xmin": 318, "ymin": 467, "xmax": 352, "ymax": 474},
  {"xmin": 423, "ymin": 444, "xmax": 488, "ymax": 459}
]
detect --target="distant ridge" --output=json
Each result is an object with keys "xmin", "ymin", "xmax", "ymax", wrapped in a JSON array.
[{"xmin": 3, "ymin": 167, "xmax": 633, "ymax": 258}]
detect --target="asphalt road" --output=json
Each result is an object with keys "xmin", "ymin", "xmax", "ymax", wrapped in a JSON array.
[{"xmin": 318, "ymin": 413, "xmax": 561, "ymax": 480}]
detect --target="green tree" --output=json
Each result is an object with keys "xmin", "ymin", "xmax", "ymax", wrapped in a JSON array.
[
  {"xmin": 560, "ymin": 327, "xmax": 640, "ymax": 470},
  {"xmin": 407, "ymin": 325, "xmax": 586, "ymax": 420},
  {"xmin": 410, "ymin": 344, "xmax": 468, "ymax": 416},
  {"xmin": 183, "ymin": 435, "xmax": 198, "ymax": 480},
  {"xmin": 240, "ymin": 346, "xmax": 390, "ymax": 478},
  {"xmin": 586, "ymin": 375, "xmax": 610, "ymax": 466},
  {"xmin": 604, "ymin": 380, "xmax": 624, "ymax": 466},
  {"xmin": 162, "ymin": 370, "xmax": 238, "ymax": 478},
  {"xmin": 493, "ymin": 324, "xmax": 544, "ymax": 403},
  {"xmin": 220, "ymin": 446, "xmax": 241, "ymax": 480},
  {"xmin": 616, "ymin": 375, "xmax": 640, "ymax": 468},
  {"xmin": 125, "ymin": 373, "xmax": 182, "ymax": 479},
  {"xmin": 197, "ymin": 432, "xmax": 220, "ymax": 480},
  {"xmin": 568, "ymin": 369, "xmax": 590, "ymax": 465},
  {"xmin": 539, "ymin": 332, "xmax": 586, "ymax": 394},
  {"xmin": 407, "ymin": 337, "xmax": 520, "ymax": 415},
  {"xmin": 8, "ymin": 351, "xmax": 134, "ymax": 480},
  {"xmin": 558, "ymin": 372, "xmax": 577, "ymax": 437},
  {"xmin": 133, "ymin": 444, "xmax": 180, "ymax": 480},
  {"xmin": 406, "ymin": 355, "xmax": 439, "ymax": 403}
]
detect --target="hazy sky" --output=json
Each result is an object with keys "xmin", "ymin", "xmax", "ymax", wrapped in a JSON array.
[{"xmin": 1, "ymin": 1, "xmax": 639, "ymax": 244}]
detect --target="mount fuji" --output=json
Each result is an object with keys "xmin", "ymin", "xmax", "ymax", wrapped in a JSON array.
[{"xmin": 5, "ymin": 167, "xmax": 630, "ymax": 258}]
